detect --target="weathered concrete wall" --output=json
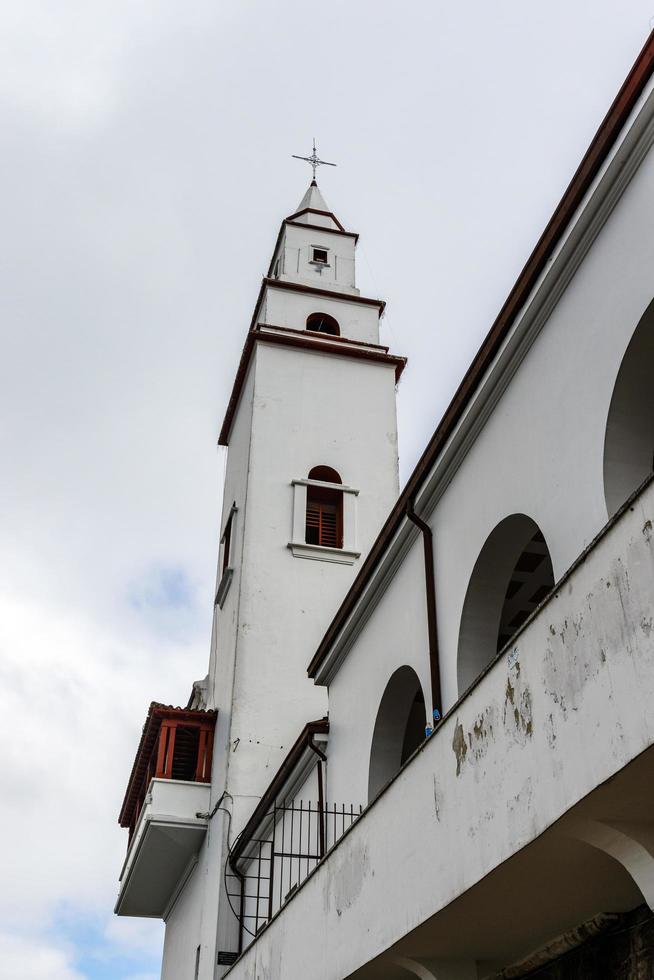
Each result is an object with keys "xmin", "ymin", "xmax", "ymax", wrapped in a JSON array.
[{"xmin": 226, "ymin": 479, "xmax": 654, "ymax": 980}]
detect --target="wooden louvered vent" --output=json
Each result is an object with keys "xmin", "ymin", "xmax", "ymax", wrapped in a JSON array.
[
  {"xmin": 305, "ymin": 466, "xmax": 343, "ymax": 549},
  {"xmin": 307, "ymin": 500, "xmax": 339, "ymax": 548}
]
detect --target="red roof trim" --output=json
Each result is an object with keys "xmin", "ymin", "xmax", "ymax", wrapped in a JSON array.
[
  {"xmin": 284, "ymin": 207, "xmax": 346, "ymax": 232},
  {"xmin": 308, "ymin": 29, "xmax": 654, "ymax": 679},
  {"xmin": 260, "ymin": 322, "xmax": 389, "ymax": 352},
  {"xmin": 218, "ymin": 327, "xmax": 406, "ymax": 446},
  {"xmin": 264, "ymin": 277, "xmax": 386, "ymax": 312},
  {"xmin": 285, "ymin": 220, "xmax": 359, "ymax": 243}
]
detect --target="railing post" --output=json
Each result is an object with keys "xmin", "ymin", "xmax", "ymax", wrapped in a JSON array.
[
  {"xmin": 195, "ymin": 728, "xmax": 207, "ymax": 781},
  {"xmin": 155, "ymin": 722, "xmax": 169, "ymax": 777},
  {"xmin": 163, "ymin": 721, "xmax": 177, "ymax": 779},
  {"xmin": 268, "ymin": 801, "xmax": 276, "ymax": 922}
]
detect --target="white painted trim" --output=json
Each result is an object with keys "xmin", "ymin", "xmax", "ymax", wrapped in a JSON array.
[
  {"xmin": 215, "ymin": 567, "xmax": 233, "ymax": 608},
  {"xmin": 163, "ymin": 854, "xmax": 199, "ymax": 921},
  {"xmin": 288, "ymin": 542, "xmax": 360, "ymax": 564},
  {"xmin": 291, "ymin": 478, "xmax": 359, "ymax": 495}
]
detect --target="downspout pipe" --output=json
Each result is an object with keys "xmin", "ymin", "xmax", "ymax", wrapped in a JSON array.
[
  {"xmin": 406, "ymin": 501, "xmax": 443, "ymax": 726},
  {"xmin": 308, "ymin": 736, "xmax": 327, "ymax": 858}
]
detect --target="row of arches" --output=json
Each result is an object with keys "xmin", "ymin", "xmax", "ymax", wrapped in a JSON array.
[
  {"xmin": 368, "ymin": 300, "xmax": 654, "ymax": 800},
  {"xmin": 368, "ymin": 515, "xmax": 556, "ymax": 800}
]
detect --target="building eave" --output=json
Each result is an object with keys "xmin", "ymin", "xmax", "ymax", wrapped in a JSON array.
[
  {"xmin": 307, "ymin": 28, "xmax": 654, "ymax": 682},
  {"xmin": 284, "ymin": 207, "xmax": 346, "ymax": 232},
  {"xmin": 263, "ymin": 277, "xmax": 385, "ymax": 312},
  {"xmin": 218, "ymin": 320, "xmax": 403, "ymax": 447}
]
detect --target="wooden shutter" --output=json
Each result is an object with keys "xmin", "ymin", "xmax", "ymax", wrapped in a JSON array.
[{"xmin": 307, "ymin": 499, "xmax": 339, "ymax": 548}]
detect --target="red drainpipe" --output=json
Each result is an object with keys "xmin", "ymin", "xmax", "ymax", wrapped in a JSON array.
[{"xmin": 406, "ymin": 502, "xmax": 443, "ymax": 727}]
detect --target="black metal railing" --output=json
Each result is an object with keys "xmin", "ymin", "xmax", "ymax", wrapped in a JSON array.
[{"xmin": 226, "ymin": 799, "xmax": 362, "ymax": 943}]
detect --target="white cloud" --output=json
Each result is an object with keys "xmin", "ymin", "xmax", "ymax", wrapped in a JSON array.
[
  {"xmin": 0, "ymin": 932, "xmax": 83, "ymax": 980},
  {"xmin": 0, "ymin": 589, "xmax": 195, "ymax": 929}
]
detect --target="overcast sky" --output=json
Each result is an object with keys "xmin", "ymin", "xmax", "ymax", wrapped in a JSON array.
[{"xmin": 2, "ymin": 3, "xmax": 653, "ymax": 978}]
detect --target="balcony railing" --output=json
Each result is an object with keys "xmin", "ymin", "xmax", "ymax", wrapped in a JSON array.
[{"xmin": 227, "ymin": 798, "xmax": 362, "ymax": 946}]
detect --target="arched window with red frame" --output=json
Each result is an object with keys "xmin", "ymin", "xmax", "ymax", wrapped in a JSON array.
[{"xmin": 305, "ymin": 466, "xmax": 343, "ymax": 549}]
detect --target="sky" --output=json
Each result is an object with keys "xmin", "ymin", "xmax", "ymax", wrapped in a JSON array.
[{"xmin": 1, "ymin": 2, "xmax": 653, "ymax": 978}]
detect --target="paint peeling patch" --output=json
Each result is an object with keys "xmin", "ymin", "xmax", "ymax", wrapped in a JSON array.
[
  {"xmin": 503, "ymin": 673, "xmax": 533, "ymax": 744},
  {"xmin": 432, "ymin": 775, "xmax": 441, "ymax": 821},
  {"xmin": 323, "ymin": 839, "xmax": 368, "ymax": 917},
  {"xmin": 546, "ymin": 712, "xmax": 557, "ymax": 748},
  {"xmin": 643, "ymin": 519, "xmax": 652, "ymax": 542},
  {"xmin": 641, "ymin": 617, "xmax": 653, "ymax": 638},
  {"xmin": 452, "ymin": 721, "xmax": 467, "ymax": 776},
  {"xmin": 466, "ymin": 705, "xmax": 497, "ymax": 767}
]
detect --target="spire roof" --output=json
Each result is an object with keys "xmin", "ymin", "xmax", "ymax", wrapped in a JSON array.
[
  {"xmin": 286, "ymin": 180, "xmax": 345, "ymax": 232},
  {"xmin": 295, "ymin": 180, "xmax": 331, "ymax": 214}
]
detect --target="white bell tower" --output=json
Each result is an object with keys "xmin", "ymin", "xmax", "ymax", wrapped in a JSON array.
[{"xmin": 160, "ymin": 173, "xmax": 405, "ymax": 978}]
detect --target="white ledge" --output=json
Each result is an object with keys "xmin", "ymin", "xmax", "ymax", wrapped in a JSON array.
[
  {"xmin": 291, "ymin": 478, "xmax": 359, "ymax": 495},
  {"xmin": 288, "ymin": 542, "xmax": 360, "ymax": 564}
]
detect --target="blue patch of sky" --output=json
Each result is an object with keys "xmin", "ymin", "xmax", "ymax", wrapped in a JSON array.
[
  {"xmin": 53, "ymin": 914, "xmax": 162, "ymax": 980},
  {"xmin": 129, "ymin": 565, "xmax": 194, "ymax": 611},
  {"xmin": 126, "ymin": 563, "xmax": 204, "ymax": 640}
]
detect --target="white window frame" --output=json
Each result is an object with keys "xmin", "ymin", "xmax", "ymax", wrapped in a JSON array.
[
  {"xmin": 287, "ymin": 478, "xmax": 360, "ymax": 564},
  {"xmin": 215, "ymin": 503, "xmax": 237, "ymax": 607},
  {"xmin": 310, "ymin": 245, "xmax": 330, "ymax": 267}
]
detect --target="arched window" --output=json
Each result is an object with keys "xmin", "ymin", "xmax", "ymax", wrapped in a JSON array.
[
  {"xmin": 603, "ymin": 298, "xmax": 654, "ymax": 517},
  {"xmin": 457, "ymin": 515, "xmax": 555, "ymax": 694},
  {"xmin": 368, "ymin": 666, "xmax": 426, "ymax": 802},
  {"xmin": 306, "ymin": 312, "xmax": 340, "ymax": 336},
  {"xmin": 305, "ymin": 466, "xmax": 343, "ymax": 549}
]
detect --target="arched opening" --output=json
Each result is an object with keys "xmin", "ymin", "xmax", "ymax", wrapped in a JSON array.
[
  {"xmin": 306, "ymin": 312, "xmax": 340, "ymax": 336},
  {"xmin": 457, "ymin": 515, "xmax": 555, "ymax": 695},
  {"xmin": 603, "ymin": 298, "xmax": 654, "ymax": 517},
  {"xmin": 368, "ymin": 666, "xmax": 426, "ymax": 802},
  {"xmin": 306, "ymin": 466, "xmax": 343, "ymax": 549}
]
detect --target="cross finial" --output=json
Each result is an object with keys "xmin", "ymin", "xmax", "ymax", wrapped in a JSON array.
[{"xmin": 292, "ymin": 139, "xmax": 337, "ymax": 182}]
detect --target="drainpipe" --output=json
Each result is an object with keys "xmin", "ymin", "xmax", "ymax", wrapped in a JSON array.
[
  {"xmin": 406, "ymin": 502, "xmax": 443, "ymax": 727},
  {"xmin": 308, "ymin": 736, "xmax": 327, "ymax": 858}
]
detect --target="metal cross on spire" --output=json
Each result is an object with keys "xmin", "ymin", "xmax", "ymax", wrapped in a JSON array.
[{"xmin": 292, "ymin": 139, "xmax": 336, "ymax": 181}]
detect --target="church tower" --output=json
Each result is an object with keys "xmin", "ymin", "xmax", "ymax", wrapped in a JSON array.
[
  {"xmin": 202, "ymin": 174, "xmax": 404, "ymax": 972},
  {"xmin": 208, "ymin": 176, "xmax": 404, "ymax": 805},
  {"xmin": 116, "ymin": 167, "xmax": 405, "ymax": 979}
]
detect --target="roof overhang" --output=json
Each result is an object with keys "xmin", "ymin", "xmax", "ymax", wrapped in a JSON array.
[{"xmin": 218, "ymin": 320, "xmax": 404, "ymax": 446}]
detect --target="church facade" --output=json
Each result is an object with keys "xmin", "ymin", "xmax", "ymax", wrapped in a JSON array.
[{"xmin": 116, "ymin": 31, "xmax": 654, "ymax": 980}]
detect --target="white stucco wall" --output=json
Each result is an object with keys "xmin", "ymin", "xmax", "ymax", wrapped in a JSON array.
[
  {"xmin": 326, "ymin": 538, "xmax": 430, "ymax": 807},
  {"xmin": 317, "ymin": 93, "xmax": 654, "ymax": 804},
  {"xmin": 260, "ymin": 286, "xmax": 381, "ymax": 344},
  {"xmin": 226, "ymin": 476, "xmax": 654, "ymax": 980},
  {"xmin": 225, "ymin": 342, "xmax": 400, "ymax": 832},
  {"xmin": 277, "ymin": 224, "xmax": 358, "ymax": 293},
  {"xmin": 430, "ymin": 128, "xmax": 654, "ymax": 711}
]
